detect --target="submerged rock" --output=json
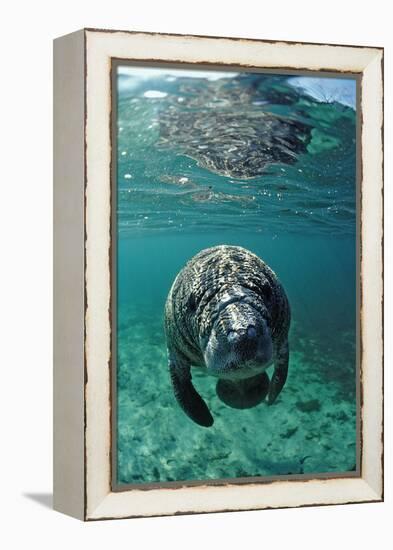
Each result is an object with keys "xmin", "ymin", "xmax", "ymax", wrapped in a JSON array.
[
  {"xmin": 295, "ymin": 399, "xmax": 321, "ymax": 413},
  {"xmin": 280, "ymin": 426, "xmax": 298, "ymax": 438}
]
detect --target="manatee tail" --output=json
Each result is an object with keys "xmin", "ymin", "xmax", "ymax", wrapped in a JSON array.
[
  {"xmin": 216, "ymin": 372, "xmax": 269, "ymax": 409},
  {"xmin": 169, "ymin": 357, "xmax": 214, "ymax": 427}
]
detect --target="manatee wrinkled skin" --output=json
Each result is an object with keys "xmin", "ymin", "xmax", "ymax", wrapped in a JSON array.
[{"xmin": 164, "ymin": 245, "xmax": 291, "ymax": 427}]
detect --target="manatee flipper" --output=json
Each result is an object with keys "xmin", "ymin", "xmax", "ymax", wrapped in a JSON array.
[
  {"xmin": 268, "ymin": 339, "xmax": 289, "ymax": 405},
  {"xmin": 169, "ymin": 354, "xmax": 214, "ymax": 427},
  {"xmin": 216, "ymin": 372, "xmax": 270, "ymax": 409}
]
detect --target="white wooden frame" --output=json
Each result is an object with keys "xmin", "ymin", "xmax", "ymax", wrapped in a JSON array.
[{"xmin": 53, "ymin": 28, "xmax": 383, "ymax": 521}]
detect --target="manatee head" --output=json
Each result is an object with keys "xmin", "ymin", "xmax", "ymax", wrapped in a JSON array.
[{"xmin": 200, "ymin": 290, "xmax": 273, "ymax": 380}]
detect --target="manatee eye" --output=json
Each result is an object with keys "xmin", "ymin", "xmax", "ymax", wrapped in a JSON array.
[{"xmin": 247, "ymin": 325, "xmax": 257, "ymax": 339}]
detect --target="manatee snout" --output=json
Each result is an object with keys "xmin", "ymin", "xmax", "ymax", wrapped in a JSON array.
[
  {"xmin": 227, "ymin": 322, "xmax": 269, "ymax": 360},
  {"xmin": 226, "ymin": 325, "xmax": 260, "ymax": 364},
  {"xmin": 227, "ymin": 324, "xmax": 257, "ymax": 345},
  {"xmin": 204, "ymin": 308, "xmax": 273, "ymax": 380}
]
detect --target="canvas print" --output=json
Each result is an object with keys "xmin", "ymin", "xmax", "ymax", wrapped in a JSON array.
[{"xmin": 113, "ymin": 64, "xmax": 358, "ymax": 486}]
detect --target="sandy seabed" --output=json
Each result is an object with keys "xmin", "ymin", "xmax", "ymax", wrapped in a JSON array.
[{"xmin": 116, "ymin": 304, "xmax": 357, "ymax": 485}]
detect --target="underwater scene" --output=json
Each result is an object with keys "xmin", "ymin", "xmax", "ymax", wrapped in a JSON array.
[{"xmin": 115, "ymin": 65, "xmax": 358, "ymax": 485}]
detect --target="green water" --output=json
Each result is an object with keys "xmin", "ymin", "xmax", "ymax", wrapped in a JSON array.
[{"xmin": 116, "ymin": 68, "xmax": 357, "ymax": 484}]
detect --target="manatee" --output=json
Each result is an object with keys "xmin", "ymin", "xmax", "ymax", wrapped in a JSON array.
[{"xmin": 164, "ymin": 245, "xmax": 290, "ymax": 427}]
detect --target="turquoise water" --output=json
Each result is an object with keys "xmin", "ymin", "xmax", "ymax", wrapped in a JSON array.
[{"xmin": 116, "ymin": 68, "xmax": 357, "ymax": 484}]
